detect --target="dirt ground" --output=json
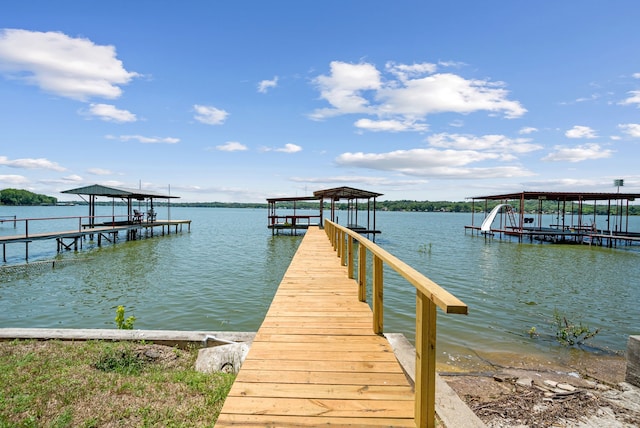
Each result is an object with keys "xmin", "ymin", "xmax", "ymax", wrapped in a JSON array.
[{"xmin": 440, "ymin": 351, "xmax": 640, "ymax": 427}]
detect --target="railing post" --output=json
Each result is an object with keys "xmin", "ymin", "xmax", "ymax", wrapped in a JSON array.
[
  {"xmin": 341, "ymin": 231, "xmax": 347, "ymax": 266},
  {"xmin": 358, "ymin": 245, "xmax": 367, "ymax": 302},
  {"xmin": 347, "ymin": 236, "xmax": 354, "ymax": 278},
  {"xmin": 415, "ymin": 290, "xmax": 437, "ymax": 428},
  {"xmin": 372, "ymin": 255, "xmax": 383, "ymax": 334},
  {"xmin": 332, "ymin": 224, "xmax": 337, "ymax": 249}
]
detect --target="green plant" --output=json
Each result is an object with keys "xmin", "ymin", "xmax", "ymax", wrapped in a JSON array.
[
  {"xmin": 115, "ymin": 306, "xmax": 136, "ymax": 330},
  {"xmin": 552, "ymin": 309, "xmax": 599, "ymax": 346},
  {"xmin": 417, "ymin": 243, "xmax": 432, "ymax": 255},
  {"xmin": 94, "ymin": 346, "xmax": 144, "ymax": 375},
  {"xmin": 528, "ymin": 326, "xmax": 538, "ymax": 338}
]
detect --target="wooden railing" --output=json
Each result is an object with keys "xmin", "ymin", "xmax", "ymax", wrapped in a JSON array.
[
  {"xmin": 0, "ymin": 215, "xmax": 17, "ymax": 228},
  {"xmin": 324, "ymin": 220, "xmax": 468, "ymax": 428},
  {"xmin": 0, "ymin": 215, "xmax": 135, "ymax": 239},
  {"xmin": 268, "ymin": 214, "xmax": 321, "ymax": 227}
]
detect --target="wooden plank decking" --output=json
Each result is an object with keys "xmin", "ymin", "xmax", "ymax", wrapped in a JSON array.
[
  {"xmin": 0, "ymin": 220, "xmax": 191, "ymax": 244},
  {"xmin": 216, "ymin": 226, "xmax": 415, "ymax": 427}
]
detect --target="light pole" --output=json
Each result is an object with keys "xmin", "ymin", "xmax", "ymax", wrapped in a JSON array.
[{"xmin": 614, "ymin": 179, "xmax": 624, "ymax": 233}]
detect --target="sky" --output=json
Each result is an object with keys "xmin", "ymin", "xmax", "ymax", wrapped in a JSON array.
[{"xmin": 1, "ymin": 1, "xmax": 640, "ymax": 203}]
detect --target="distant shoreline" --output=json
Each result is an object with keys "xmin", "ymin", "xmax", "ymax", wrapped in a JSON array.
[{"xmin": 9, "ymin": 200, "xmax": 639, "ymax": 215}]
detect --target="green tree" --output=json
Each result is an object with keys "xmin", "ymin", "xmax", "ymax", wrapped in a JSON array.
[{"xmin": 0, "ymin": 188, "xmax": 57, "ymax": 206}]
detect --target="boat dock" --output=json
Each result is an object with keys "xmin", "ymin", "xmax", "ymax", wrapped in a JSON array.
[
  {"xmin": 1, "ymin": 184, "xmax": 190, "ymax": 263},
  {"xmin": 216, "ymin": 224, "xmax": 467, "ymax": 427},
  {"xmin": 267, "ymin": 186, "xmax": 382, "ymax": 239},
  {"xmin": 0, "ymin": 216, "xmax": 191, "ymax": 262},
  {"xmin": 466, "ymin": 190, "xmax": 640, "ymax": 247}
]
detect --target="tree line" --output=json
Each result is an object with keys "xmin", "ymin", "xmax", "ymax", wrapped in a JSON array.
[
  {"xmin": 0, "ymin": 188, "xmax": 57, "ymax": 206},
  {"xmin": 3, "ymin": 187, "xmax": 639, "ymax": 215}
]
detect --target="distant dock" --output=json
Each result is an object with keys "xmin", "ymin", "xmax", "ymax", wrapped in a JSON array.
[
  {"xmin": 267, "ymin": 186, "xmax": 382, "ymax": 239},
  {"xmin": 0, "ymin": 215, "xmax": 191, "ymax": 262},
  {"xmin": 466, "ymin": 190, "xmax": 640, "ymax": 248},
  {"xmin": 1, "ymin": 183, "xmax": 190, "ymax": 263}
]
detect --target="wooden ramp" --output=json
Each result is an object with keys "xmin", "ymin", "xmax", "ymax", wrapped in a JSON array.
[{"xmin": 216, "ymin": 227, "xmax": 415, "ymax": 427}]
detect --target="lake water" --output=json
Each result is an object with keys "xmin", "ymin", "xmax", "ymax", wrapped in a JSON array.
[{"xmin": 1, "ymin": 205, "xmax": 638, "ymax": 369}]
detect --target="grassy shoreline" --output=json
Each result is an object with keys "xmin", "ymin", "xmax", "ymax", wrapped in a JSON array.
[{"xmin": 0, "ymin": 340, "xmax": 234, "ymax": 427}]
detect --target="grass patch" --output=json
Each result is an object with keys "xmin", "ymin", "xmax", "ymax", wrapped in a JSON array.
[{"xmin": 0, "ymin": 340, "xmax": 235, "ymax": 427}]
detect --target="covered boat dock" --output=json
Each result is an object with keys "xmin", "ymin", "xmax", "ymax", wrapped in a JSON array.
[
  {"xmin": 267, "ymin": 186, "xmax": 382, "ymax": 238},
  {"xmin": 0, "ymin": 185, "xmax": 190, "ymax": 262},
  {"xmin": 61, "ymin": 184, "xmax": 179, "ymax": 228},
  {"xmin": 465, "ymin": 191, "xmax": 640, "ymax": 247}
]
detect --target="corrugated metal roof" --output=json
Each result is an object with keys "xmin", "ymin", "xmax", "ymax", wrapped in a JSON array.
[
  {"xmin": 313, "ymin": 186, "xmax": 383, "ymax": 200},
  {"xmin": 61, "ymin": 184, "xmax": 179, "ymax": 199},
  {"xmin": 468, "ymin": 191, "xmax": 640, "ymax": 201}
]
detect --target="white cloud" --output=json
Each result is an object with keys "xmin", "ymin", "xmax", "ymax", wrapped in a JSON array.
[
  {"xmin": 0, "ymin": 156, "xmax": 66, "ymax": 171},
  {"xmin": 521, "ymin": 178, "xmax": 602, "ymax": 190},
  {"xmin": 87, "ymin": 103, "xmax": 137, "ymax": 122},
  {"xmin": 619, "ymin": 123, "xmax": 640, "ymax": 138},
  {"xmin": 542, "ymin": 143, "xmax": 613, "ymax": 162},
  {"xmin": 310, "ymin": 61, "xmax": 381, "ymax": 119},
  {"xmin": 290, "ymin": 175, "xmax": 428, "ymax": 187},
  {"xmin": 61, "ymin": 174, "xmax": 83, "ymax": 182},
  {"xmin": 378, "ymin": 73, "xmax": 526, "ymax": 118},
  {"xmin": 114, "ymin": 135, "xmax": 179, "ymax": 144},
  {"xmin": 0, "ymin": 29, "xmax": 138, "ymax": 101},
  {"xmin": 216, "ymin": 142, "xmax": 248, "ymax": 151},
  {"xmin": 354, "ymin": 118, "xmax": 428, "ymax": 132},
  {"xmin": 193, "ymin": 104, "xmax": 229, "ymax": 125},
  {"xmin": 620, "ymin": 90, "xmax": 640, "ymax": 107},
  {"xmin": 310, "ymin": 61, "xmax": 526, "ymax": 126},
  {"xmin": 565, "ymin": 125, "xmax": 597, "ymax": 139},
  {"xmin": 385, "ymin": 61, "xmax": 437, "ymax": 81},
  {"xmin": 0, "ymin": 174, "xmax": 29, "ymax": 185},
  {"xmin": 519, "ymin": 127, "xmax": 538, "ymax": 135},
  {"xmin": 262, "ymin": 143, "xmax": 302, "ymax": 153},
  {"xmin": 335, "ymin": 148, "xmax": 533, "ymax": 178},
  {"xmin": 258, "ymin": 76, "xmax": 278, "ymax": 93},
  {"xmin": 427, "ymin": 133, "xmax": 543, "ymax": 154},
  {"xmin": 276, "ymin": 143, "xmax": 302, "ymax": 153},
  {"xmin": 87, "ymin": 168, "xmax": 112, "ymax": 175}
]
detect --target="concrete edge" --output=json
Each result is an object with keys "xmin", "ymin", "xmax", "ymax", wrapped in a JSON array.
[
  {"xmin": 0, "ymin": 328, "xmax": 255, "ymax": 348},
  {"xmin": 385, "ymin": 333, "xmax": 486, "ymax": 428}
]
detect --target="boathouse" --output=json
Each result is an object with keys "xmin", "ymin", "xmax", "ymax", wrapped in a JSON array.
[
  {"xmin": 267, "ymin": 186, "xmax": 382, "ymax": 238},
  {"xmin": 0, "ymin": 184, "xmax": 190, "ymax": 262},
  {"xmin": 62, "ymin": 184, "xmax": 178, "ymax": 227},
  {"xmin": 465, "ymin": 190, "xmax": 640, "ymax": 247}
]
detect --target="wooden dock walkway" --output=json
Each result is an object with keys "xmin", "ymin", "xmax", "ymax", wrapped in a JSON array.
[
  {"xmin": 216, "ymin": 226, "xmax": 416, "ymax": 427},
  {"xmin": 1, "ymin": 219, "xmax": 191, "ymax": 262}
]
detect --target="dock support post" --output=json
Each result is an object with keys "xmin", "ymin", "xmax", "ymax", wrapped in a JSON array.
[
  {"xmin": 415, "ymin": 291, "xmax": 437, "ymax": 428},
  {"xmin": 347, "ymin": 236, "xmax": 354, "ymax": 278},
  {"xmin": 358, "ymin": 245, "xmax": 366, "ymax": 302},
  {"xmin": 372, "ymin": 255, "xmax": 383, "ymax": 334}
]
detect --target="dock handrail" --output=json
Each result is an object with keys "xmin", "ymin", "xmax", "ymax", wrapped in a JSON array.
[
  {"xmin": 268, "ymin": 214, "xmax": 321, "ymax": 226},
  {"xmin": 0, "ymin": 215, "xmax": 17, "ymax": 228},
  {"xmin": 324, "ymin": 220, "xmax": 468, "ymax": 428}
]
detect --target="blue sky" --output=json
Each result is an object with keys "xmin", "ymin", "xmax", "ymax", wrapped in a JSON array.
[{"xmin": 1, "ymin": 1, "xmax": 640, "ymax": 203}]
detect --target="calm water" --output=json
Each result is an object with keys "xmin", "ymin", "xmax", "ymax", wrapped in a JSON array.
[{"xmin": 1, "ymin": 205, "xmax": 638, "ymax": 367}]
